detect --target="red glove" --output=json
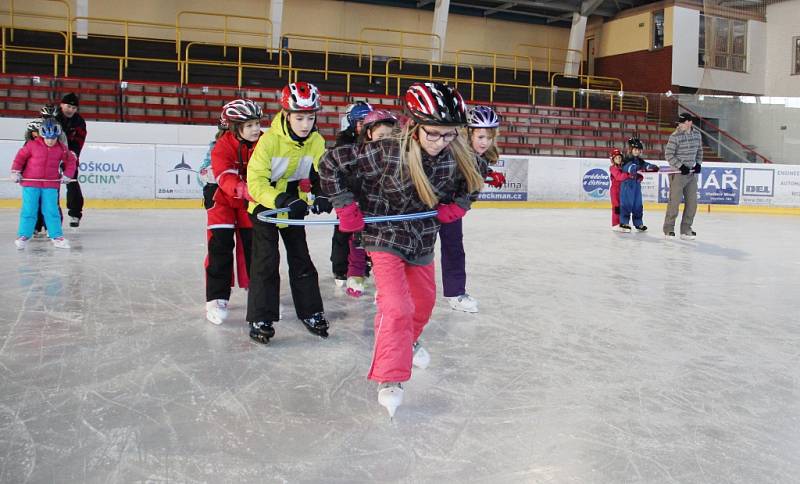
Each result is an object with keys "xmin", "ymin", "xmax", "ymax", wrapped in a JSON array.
[
  {"xmin": 299, "ymin": 178, "xmax": 312, "ymax": 193},
  {"xmin": 436, "ymin": 203, "xmax": 467, "ymax": 224},
  {"xmin": 336, "ymin": 203, "xmax": 365, "ymax": 233},
  {"xmin": 234, "ymin": 182, "xmax": 254, "ymax": 201},
  {"xmin": 485, "ymin": 170, "xmax": 506, "ymax": 189}
]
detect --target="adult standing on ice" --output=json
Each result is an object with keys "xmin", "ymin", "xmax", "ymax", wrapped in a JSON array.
[
  {"xmin": 663, "ymin": 113, "xmax": 703, "ymax": 240},
  {"xmin": 56, "ymin": 93, "xmax": 87, "ymax": 228},
  {"xmin": 319, "ymin": 82, "xmax": 483, "ymax": 417}
]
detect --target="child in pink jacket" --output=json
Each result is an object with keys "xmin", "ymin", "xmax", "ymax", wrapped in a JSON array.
[{"xmin": 11, "ymin": 119, "xmax": 77, "ymax": 249}]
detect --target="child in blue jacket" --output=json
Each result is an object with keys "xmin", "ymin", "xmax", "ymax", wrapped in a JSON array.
[{"xmin": 620, "ymin": 137, "xmax": 659, "ymax": 231}]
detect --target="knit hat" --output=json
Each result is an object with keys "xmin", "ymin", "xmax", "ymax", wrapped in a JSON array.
[{"xmin": 61, "ymin": 93, "xmax": 79, "ymax": 106}]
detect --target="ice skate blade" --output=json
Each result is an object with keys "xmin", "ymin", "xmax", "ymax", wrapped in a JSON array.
[
  {"xmin": 206, "ymin": 312, "xmax": 224, "ymax": 325},
  {"xmin": 249, "ymin": 333, "xmax": 272, "ymax": 344}
]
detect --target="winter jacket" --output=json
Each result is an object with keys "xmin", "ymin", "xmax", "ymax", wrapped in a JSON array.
[
  {"xmin": 212, "ymin": 131, "xmax": 259, "ymax": 210},
  {"xmin": 56, "ymin": 111, "xmax": 87, "ymax": 156},
  {"xmin": 609, "ymin": 164, "xmax": 632, "ymax": 208},
  {"xmin": 247, "ymin": 112, "xmax": 325, "ymax": 216},
  {"xmin": 622, "ymin": 156, "xmax": 659, "ymax": 183},
  {"xmin": 319, "ymin": 138, "xmax": 471, "ymax": 265},
  {"xmin": 664, "ymin": 126, "xmax": 702, "ymax": 170},
  {"xmin": 11, "ymin": 137, "xmax": 77, "ymax": 189}
]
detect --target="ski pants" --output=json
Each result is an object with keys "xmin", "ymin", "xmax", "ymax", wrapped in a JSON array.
[
  {"xmin": 619, "ymin": 179, "xmax": 644, "ymax": 227},
  {"xmin": 35, "ymin": 187, "xmax": 62, "ymax": 233},
  {"xmin": 205, "ymin": 201, "xmax": 253, "ymax": 301},
  {"xmin": 347, "ymin": 233, "xmax": 367, "ymax": 278},
  {"xmin": 663, "ymin": 173, "xmax": 698, "ymax": 235},
  {"xmin": 610, "ymin": 183, "xmax": 621, "ymax": 226},
  {"xmin": 367, "ymin": 252, "xmax": 435, "ymax": 383},
  {"xmin": 330, "ymin": 225, "xmax": 351, "ymax": 278},
  {"xmin": 18, "ymin": 187, "xmax": 63, "ymax": 239},
  {"xmin": 66, "ymin": 166, "xmax": 84, "ymax": 219},
  {"xmin": 246, "ymin": 209, "xmax": 323, "ymax": 323},
  {"xmin": 439, "ymin": 218, "xmax": 467, "ymax": 297}
]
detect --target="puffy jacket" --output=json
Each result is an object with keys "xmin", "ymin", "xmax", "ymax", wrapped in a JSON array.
[
  {"xmin": 247, "ymin": 112, "xmax": 325, "ymax": 215},
  {"xmin": 211, "ymin": 131, "xmax": 259, "ymax": 210},
  {"xmin": 56, "ymin": 111, "xmax": 87, "ymax": 156},
  {"xmin": 11, "ymin": 137, "xmax": 77, "ymax": 189}
]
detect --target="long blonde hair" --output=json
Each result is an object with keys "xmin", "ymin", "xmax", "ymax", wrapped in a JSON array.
[{"xmin": 398, "ymin": 122, "xmax": 484, "ymax": 208}]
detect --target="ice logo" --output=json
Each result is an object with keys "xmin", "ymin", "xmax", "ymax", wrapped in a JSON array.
[{"xmin": 582, "ymin": 168, "xmax": 610, "ymax": 199}]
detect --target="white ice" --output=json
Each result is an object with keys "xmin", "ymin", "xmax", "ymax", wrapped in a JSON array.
[{"xmin": 0, "ymin": 207, "xmax": 799, "ymax": 483}]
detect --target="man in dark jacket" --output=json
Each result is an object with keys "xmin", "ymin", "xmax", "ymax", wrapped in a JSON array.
[{"xmin": 57, "ymin": 93, "xmax": 87, "ymax": 227}]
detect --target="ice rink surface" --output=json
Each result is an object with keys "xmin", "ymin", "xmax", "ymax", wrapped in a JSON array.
[{"xmin": 0, "ymin": 207, "xmax": 798, "ymax": 483}]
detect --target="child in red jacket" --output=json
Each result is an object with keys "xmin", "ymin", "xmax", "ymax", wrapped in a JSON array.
[
  {"xmin": 609, "ymin": 148, "xmax": 630, "ymax": 232},
  {"xmin": 204, "ymin": 99, "xmax": 262, "ymax": 325},
  {"xmin": 11, "ymin": 119, "xmax": 76, "ymax": 249}
]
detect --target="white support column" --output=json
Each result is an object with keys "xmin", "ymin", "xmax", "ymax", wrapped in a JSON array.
[
  {"xmin": 565, "ymin": 12, "xmax": 587, "ymax": 76},
  {"xmin": 76, "ymin": 0, "xmax": 88, "ymax": 39},
  {"xmin": 269, "ymin": 0, "xmax": 284, "ymax": 50},
  {"xmin": 431, "ymin": 0, "xmax": 450, "ymax": 63}
]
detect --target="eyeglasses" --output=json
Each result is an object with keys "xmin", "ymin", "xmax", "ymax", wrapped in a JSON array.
[{"xmin": 420, "ymin": 126, "xmax": 459, "ymax": 143}]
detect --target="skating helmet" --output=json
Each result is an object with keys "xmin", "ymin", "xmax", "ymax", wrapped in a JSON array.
[
  {"xmin": 27, "ymin": 118, "xmax": 43, "ymax": 132},
  {"xmin": 221, "ymin": 99, "xmax": 263, "ymax": 125},
  {"xmin": 40, "ymin": 119, "xmax": 62, "ymax": 139},
  {"xmin": 609, "ymin": 148, "xmax": 622, "ymax": 161},
  {"xmin": 40, "ymin": 104, "xmax": 58, "ymax": 119},
  {"xmin": 346, "ymin": 101, "xmax": 373, "ymax": 126},
  {"xmin": 281, "ymin": 82, "xmax": 321, "ymax": 112},
  {"xmin": 627, "ymin": 137, "xmax": 644, "ymax": 150},
  {"xmin": 467, "ymin": 105, "xmax": 500, "ymax": 128},
  {"xmin": 404, "ymin": 82, "xmax": 467, "ymax": 126},
  {"xmin": 362, "ymin": 109, "xmax": 398, "ymax": 130}
]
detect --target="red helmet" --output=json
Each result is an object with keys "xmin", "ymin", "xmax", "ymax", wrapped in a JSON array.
[
  {"xmin": 610, "ymin": 148, "xmax": 622, "ymax": 161},
  {"xmin": 362, "ymin": 109, "xmax": 398, "ymax": 129},
  {"xmin": 404, "ymin": 82, "xmax": 466, "ymax": 126},
  {"xmin": 281, "ymin": 82, "xmax": 321, "ymax": 112},
  {"xmin": 221, "ymin": 99, "xmax": 263, "ymax": 127}
]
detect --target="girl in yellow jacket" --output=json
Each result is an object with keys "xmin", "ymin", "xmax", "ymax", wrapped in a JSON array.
[{"xmin": 246, "ymin": 82, "xmax": 330, "ymax": 344}]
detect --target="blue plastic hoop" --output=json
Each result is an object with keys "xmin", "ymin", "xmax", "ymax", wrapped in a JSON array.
[{"xmin": 256, "ymin": 207, "xmax": 438, "ymax": 226}]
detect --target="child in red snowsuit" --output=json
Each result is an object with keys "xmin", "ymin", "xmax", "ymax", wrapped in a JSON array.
[
  {"xmin": 609, "ymin": 148, "xmax": 631, "ymax": 232},
  {"xmin": 204, "ymin": 99, "xmax": 263, "ymax": 325}
]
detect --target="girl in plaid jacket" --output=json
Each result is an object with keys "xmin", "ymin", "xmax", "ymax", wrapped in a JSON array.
[{"xmin": 319, "ymin": 82, "xmax": 483, "ymax": 417}]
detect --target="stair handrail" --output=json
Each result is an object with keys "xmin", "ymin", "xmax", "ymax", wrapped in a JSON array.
[{"xmin": 677, "ymin": 102, "xmax": 773, "ymax": 163}]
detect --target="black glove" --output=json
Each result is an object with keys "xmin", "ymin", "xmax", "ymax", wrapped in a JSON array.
[
  {"xmin": 275, "ymin": 192, "xmax": 309, "ymax": 219},
  {"xmin": 680, "ymin": 165, "xmax": 691, "ymax": 175},
  {"xmin": 692, "ymin": 163, "xmax": 702, "ymax": 174},
  {"xmin": 311, "ymin": 196, "xmax": 333, "ymax": 215}
]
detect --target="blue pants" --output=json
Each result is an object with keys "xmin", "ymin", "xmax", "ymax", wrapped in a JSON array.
[
  {"xmin": 18, "ymin": 187, "xmax": 63, "ymax": 239},
  {"xmin": 619, "ymin": 180, "xmax": 644, "ymax": 227},
  {"xmin": 439, "ymin": 218, "xmax": 466, "ymax": 297}
]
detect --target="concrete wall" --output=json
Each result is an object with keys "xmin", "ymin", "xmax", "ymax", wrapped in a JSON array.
[{"xmin": 764, "ymin": 0, "xmax": 800, "ymax": 96}]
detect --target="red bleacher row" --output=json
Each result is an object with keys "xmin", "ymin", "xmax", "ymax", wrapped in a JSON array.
[{"xmin": 0, "ymin": 74, "xmax": 669, "ymax": 158}]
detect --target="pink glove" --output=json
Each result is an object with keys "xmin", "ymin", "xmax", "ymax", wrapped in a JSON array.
[
  {"xmin": 436, "ymin": 203, "xmax": 467, "ymax": 224},
  {"xmin": 485, "ymin": 170, "xmax": 506, "ymax": 189},
  {"xmin": 336, "ymin": 203, "xmax": 365, "ymax": 233},
  {"xmin": 234, "ymin": 182, "xmax": 253, "ymax": 201},
  {"xmin": 299, "ymin": 178, "xmax": 312, "ymax": 193}
]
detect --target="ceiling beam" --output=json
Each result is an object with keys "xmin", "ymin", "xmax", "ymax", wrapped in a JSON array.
[
  {"xmin": 580, "ymin": 0, "xmax": 605, "ymax": 16},
  {"xmin": 484, "ymin": 2, "xmax": 517, "ymax": 16},
  {"xmin": 450, "ymin": 1, "xmax": 568, "ymax": 22},
  {"xmin": 417, "ymin": 0, "xmax": 435, "ymax": 6}
]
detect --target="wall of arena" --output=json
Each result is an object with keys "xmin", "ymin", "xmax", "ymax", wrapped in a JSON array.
[{"xmin": 1, "ymin": 117, "xmax": 798, "ymax": 214}]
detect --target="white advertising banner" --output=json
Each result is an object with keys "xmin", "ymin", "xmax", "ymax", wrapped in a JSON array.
[
  {"xmin": 155, "ymin": 145, "xmax": 207, "ymax": 199},
  {"xmin": 476, "ymin": 155, "xmax": 529, "ymax": 201},
  {"xmin": 76, "ymin": 144, "xmax": 155, "ymax": 199}
]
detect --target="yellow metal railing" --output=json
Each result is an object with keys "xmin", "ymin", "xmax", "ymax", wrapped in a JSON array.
[
  {"xmin": 551, "ymin": 73, "xmax": 623, "ymax": 92},
  {"xmin": 176, "ymin": 11, "xmax": 272, "ymax": 64},
  {"xmin": 71, "ymin": 16, "xmax": 174, "ymax": 67},
  {"xmin": 282, "ymin": 33, "xmax": 378, "ymax": 82},
  {"xmin": 454, "ymin": 50, "xmax": 535, "ymax": 102},
  {"xmin": 359, "ymin": 28, "xmax": 440, "ymax": 68},
  {"xmin": 514, "ymin": 43, "xmax": 583, "ymax": 81},
  {"xmin": 4, "ymin": 0, "xmax": 71, "ymax": 43},
  {"xmin": 183, "ymin": 41, "xmax": 291, "ymax": 87},
  {"xmin": 1, "ymin": 25, "xmax": 68, "ymax": 74},
  {"xmin": 384, "ymin": 58, "xmax": 476, "ymax": 99}
]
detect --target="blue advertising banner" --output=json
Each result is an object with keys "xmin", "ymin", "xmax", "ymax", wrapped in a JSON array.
[{"xmin": 658, "ymin": 167, "xmax": 741, "ymax": 205}]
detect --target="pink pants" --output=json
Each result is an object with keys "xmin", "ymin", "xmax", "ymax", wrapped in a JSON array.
[{"xmin": 367, "ymin": 251, "xmax": 436, "ymax": 383}]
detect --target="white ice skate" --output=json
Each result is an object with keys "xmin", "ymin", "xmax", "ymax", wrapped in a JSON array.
[
  {"xmin": 334, "ymin": 277, "xmax": 346, "ymax": 288},
  {"xmin": 611, "ymin": 224, "xmax": 629, "ymax": 233},
  {"xmin": 51, "ymin": 237, "xmax": 70, "ymax": 249},
  {"xmin": 680, "ymin": 231, "xmax": 697, "ymax": 240},
  {"xmin": 378, "ymin": 382, "xmax": 403, "ymax": 418},
  {"xmin": 346, "ymin": 276, "xmax": 364, "ymax": 298},
  {"xmin": 14, "ymin": 236, "xmax": 28, "ymax": 250},
  {"xmin": 448, "ymin": 293, "xmax": 478, "ymax": 313},
  {"xmin": 412, "ymin": 341, "xmax": 430, "ymax": 369},
  {"xmin": 206, "ymin": 299, "xmax": 229, "ymax": 325}
]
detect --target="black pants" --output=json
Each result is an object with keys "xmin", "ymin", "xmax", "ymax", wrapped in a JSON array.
[
  {"xmin": 330, "ymin": 225, "xmax": 351, "ymax": 278},
  {"xmin": 206, "ymin": 228, "xmax": 252, "ymax": 301},
  {"xmin": 246, "ymin": 210, "xmax": 323, "ymax": 323},
  {"xmin": 66, "ymin": 169, "xmax": 84, "ymax": 219}
]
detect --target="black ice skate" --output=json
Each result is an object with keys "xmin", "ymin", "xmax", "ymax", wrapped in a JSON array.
[
  {"xmin": 635, "ymin": 225, "xmax": 647, "ymax": 232},
  {"xmin": 301, "ymin": 312, "xmax": 329, "ymax": 338},
  {"xmin": 249, "ymin": 321, "xmax": 275, "ymax": 344}
]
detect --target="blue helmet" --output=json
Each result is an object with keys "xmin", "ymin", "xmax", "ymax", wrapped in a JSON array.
[
  {"xmin": 40, "ymin": 119, "xmax": 61, "ymax": 139},
  {"xmin": 346, "ymin": 101, "xmax": 373, "ymax": 126}
]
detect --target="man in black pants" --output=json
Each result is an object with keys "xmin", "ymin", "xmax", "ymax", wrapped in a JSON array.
[{"xmin": 56, "ymin": 93, "xmax": 87, "ymax": 227}]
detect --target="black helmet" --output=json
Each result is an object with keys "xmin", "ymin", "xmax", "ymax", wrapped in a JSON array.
[{"xmin": 627, "ymin": 137, "xmax": 643, "ymax": 150}]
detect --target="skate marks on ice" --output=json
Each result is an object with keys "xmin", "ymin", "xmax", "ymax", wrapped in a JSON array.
[{"xmin": 0, "ymin": 209, "xmax": 799, "ymax": 482}]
